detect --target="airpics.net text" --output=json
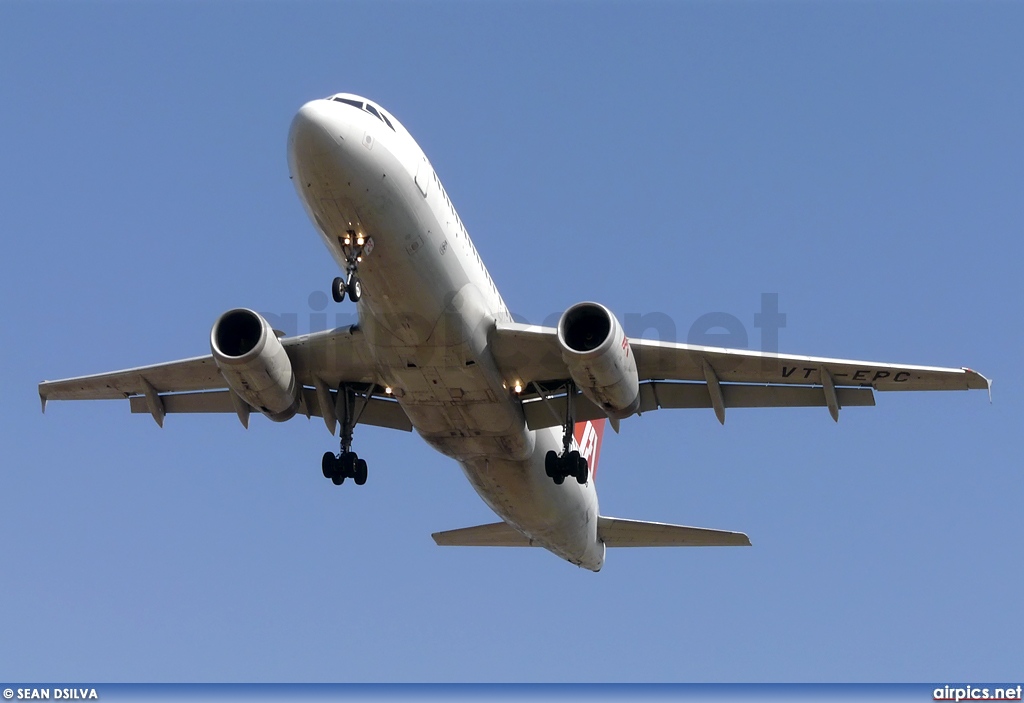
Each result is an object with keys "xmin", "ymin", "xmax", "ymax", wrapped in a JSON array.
[{"xmin": 261, "ymin": 292, "xmax": 788, "ymax": 354}]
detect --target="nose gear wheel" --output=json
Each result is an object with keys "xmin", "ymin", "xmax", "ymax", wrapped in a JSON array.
[{"xmin": 330, "ymin": 231, "xmax": 372, "ymax": 304}]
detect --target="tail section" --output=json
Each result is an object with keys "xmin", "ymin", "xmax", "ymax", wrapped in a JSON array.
[
  {"xmin": 432, "ymin": 517, "xmax": 749, "ymax": 549},
  {"xmin": 597, "ymin": 516, "xmax": 751, "ymax": 547},
  {"xmin": 432, "ymin": 521, "xmax": 532, "ymax": 547}
]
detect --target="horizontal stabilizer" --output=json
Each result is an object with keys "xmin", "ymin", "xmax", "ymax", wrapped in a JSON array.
[
  {"xmin": 432, "ymin": 521, "xmax": 533, "ymax": 547},
  {"xmin": 433, "ymin": 518, "xmax": 750, "ymax": 548},
  {"xmin": 598, "ymin": 516, "xmax": 751, "ymax": 547}
]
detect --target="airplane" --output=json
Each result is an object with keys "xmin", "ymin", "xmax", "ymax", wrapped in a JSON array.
[{"xmin": 38, "ymin": 93, "xmax": 990, "ymax": 571}]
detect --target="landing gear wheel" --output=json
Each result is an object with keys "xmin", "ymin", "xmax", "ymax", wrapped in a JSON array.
[
  {"xmin": 566, "ymin": 451, "xmax": 583, "ymax": 484},
  {"xmin": 324, "ymin": 384, "xmax": 376, "ymax": 488},
  {"xmin": 348, "ymin": 276, "xmax": 362, "ymax": 302},
  {"xmin": 331, "ymin": 277, "xmax": 346, "ymax": 303},
  {"xmin": 334, "ymin": 232, "xmax": 371, "ymax": 306},
  {"xmin": 322, "ymin": 451, "xmax": 337, "ymax": 479},
  {"xmin": 575, "ymin": 456, "xmax": 589, "ymax": 484},
  {"xmin": 553, "ymin": 473, "xmax": 565, "ymax": 485},
  {"xmin": 545, "ymin": 450, "xmax": 558, "ymax": 478}
]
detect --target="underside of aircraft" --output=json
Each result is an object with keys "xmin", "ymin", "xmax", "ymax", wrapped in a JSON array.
[{"xmin": 38, "ymin": 93, "xmax": 989, "ymax": 570}]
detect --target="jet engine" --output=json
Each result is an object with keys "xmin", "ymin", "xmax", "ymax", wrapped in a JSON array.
[
  {"xmin": 210, "ymin": 308, "xmax": 301, "ymax": 422},
  {"xmin": 556, "ymin": 302, "xmax": 640, "ymax": 419}
]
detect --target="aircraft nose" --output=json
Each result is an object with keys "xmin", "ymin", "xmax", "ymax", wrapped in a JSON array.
[{"xmin": 288, "ymin": 100, "xmax": 341, "ymax": 162}]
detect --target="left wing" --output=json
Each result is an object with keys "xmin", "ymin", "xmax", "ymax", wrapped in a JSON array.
[
  {"xmin": 39, "ymin": 325, "xmax": 412, "ymax": 432},
  {"xmin": 40, "ymin": 355, "xmax": 224, "ymax": 404},
  {"xmin": 491, "ymin": 321, "xmax": 989, "ymax": 426}
]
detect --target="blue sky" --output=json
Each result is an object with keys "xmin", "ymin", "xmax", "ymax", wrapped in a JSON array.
[{"xmin": 2, "ymin": 1, "xmax": 1021, "ymax": 683}]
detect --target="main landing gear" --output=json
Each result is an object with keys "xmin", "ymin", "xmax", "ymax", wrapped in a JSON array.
[
  {"xmin": 322, "ymin": 450, "xmax": 367, "ymax": 486},
  {"xmin": 321, "ymin": 384, "xmax": 371, "ymax": 487},
  {"xmin": 544, "ymin": 382, "xmax": 589, "ymax": 486},
  {"xmin": 546, "ymin": 449, "xmax": 588, "ymax": 486},
  {"xmin": 331, "ymin": 230, "xmax": 373, "ymax": 303}
]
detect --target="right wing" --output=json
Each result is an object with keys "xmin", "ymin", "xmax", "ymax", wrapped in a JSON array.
[
  {"xmin": 39, "ymin": 325, "xmax": 412, "ymax": 432},
  {"xmin": 628, "ymin": 338, "xmax": 990, "ymax": 392},
  {"xmin": 490, "ymin": 321, "xmax": 990, "ymax": 427}
]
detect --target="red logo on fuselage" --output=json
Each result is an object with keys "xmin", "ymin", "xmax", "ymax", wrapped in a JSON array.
[{"xmin": 572, "ymin": 418, "xmax": 606, "ymax": 480}]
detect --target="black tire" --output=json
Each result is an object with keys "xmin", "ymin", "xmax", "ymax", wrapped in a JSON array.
[
  {"xmin": 553, "ymin": 473, "xmax": 565, "ymax": 485},
  {"xmin": 322, "ymin": 451, "xmax": 337, "ymax": 479},
  {"xmin": 332, "ymin": 473, "xmax": 346, "ymax": 485},
  {"xmin": 575, "ymin": 455, "xmax": 588, "ymax": 484},
  {"xmin": 545, "ymin": 450, "xmax": 558, "ymax": 478},
  {"xmin": 568, "ymin": 450, "xmax": 580, "ymax": 479},
  {"xmin": 341, "ymin": 451, "xmax": 356, "ymax": 477},
  {"xmin": 331, "ymin": 277, "xmax": 346, "ymax": 303},
  {"xmin": 349, "ymin": 276, "xmax": 362, "ymax": 302},
  {"xmin": 354, "ymin": 458, "xmax": 368, "ymax": 486}
]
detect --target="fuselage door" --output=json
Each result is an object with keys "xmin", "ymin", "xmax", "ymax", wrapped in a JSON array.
[{"xmin": 414, "ymin": 157, "xmax": 430, "ymax": 197}]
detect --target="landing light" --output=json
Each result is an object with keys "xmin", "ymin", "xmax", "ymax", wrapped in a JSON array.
[
  {"xmin": 385, "ymin": 386, "xmax": 393, "ymax": 395},
  {"xmin": 513, "ymin": 382, "xmax": 523, "ymax": 394},
  {"xmin": 357, "ymin": 236, "xmax": 365, "ymax": 246},
  {"xmin": 343, "ymin": 237, "xmax": 351, "ymax": 246}
]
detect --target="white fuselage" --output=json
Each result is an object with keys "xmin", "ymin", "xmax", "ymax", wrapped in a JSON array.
[{"xmin": 287, "ymin": 96, "xmax": 605, "ymax": 570}]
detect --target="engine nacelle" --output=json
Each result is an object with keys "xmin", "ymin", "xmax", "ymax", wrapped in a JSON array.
[
  {"xmin": 557, "ymin": 302, "xmax": 640, "ymax": 419},
  {"xmin": 210, "ymin": 308, "xmax": 301, "ymax": 422}
]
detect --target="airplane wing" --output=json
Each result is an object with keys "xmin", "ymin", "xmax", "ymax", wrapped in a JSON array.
[
  {"xmin": 39, "ymin": 325, "xmax": 412, "ymax": 433},
  {"xmin": 490, "ymin": 321, "xmax": 990, "ymax": 427},
  {"xmin": 38, "ymin": 355, "xmax": 224, "ymax": 403}
]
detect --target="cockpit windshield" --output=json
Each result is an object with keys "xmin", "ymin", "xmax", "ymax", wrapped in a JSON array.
[
  {"xmin": 332, "ymin": 96, "xmax": 363, "ymax": 109},
  {"xmin": 329, "ymin": 96, "xmax": 396, "ymax": 132}
]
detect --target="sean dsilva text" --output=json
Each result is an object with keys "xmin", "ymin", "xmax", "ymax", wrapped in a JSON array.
[{"xmin": 15, "ymin": 690, "xmax": 97, "ymax": 700}]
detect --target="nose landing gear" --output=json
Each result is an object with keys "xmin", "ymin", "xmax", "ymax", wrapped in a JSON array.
[{"xmin": 331, "ymin": 231, "xmax": 372, "ymax": 303}]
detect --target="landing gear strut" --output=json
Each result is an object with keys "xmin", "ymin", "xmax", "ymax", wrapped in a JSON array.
[
  {"xmin": 321, "ymin": 384, "xmax": 372, "ymax": 487},
  {"xmin": 544, "ymin": 381, "xmax": 589, "ymax": 485},
  {"xmin": 330, "ymin": 231, "xmax": 372, "ymax": 303}
]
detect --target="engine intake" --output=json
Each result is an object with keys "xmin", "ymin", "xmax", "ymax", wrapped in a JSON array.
[
  {"xmin": 210, "ymin": 308, "xmax": 300, "ymax": 422},
  {"xmin": 557, "ymin": 302, "xmax": 640, "ymax": 419}
]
